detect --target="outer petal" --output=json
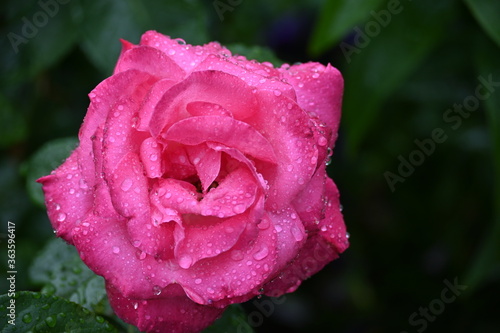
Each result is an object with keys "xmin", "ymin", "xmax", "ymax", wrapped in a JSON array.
[
  {"xmin": 140, "ymin": 30, "xmax": 232, "ymax": 73},
  {"xmin": 279, "ymin": 63, "xmax": 344, "ymax": 135},
  {"xmin": 107, "ymin": 283, "xmax": 224, "ymax": 333},
  {"xmin": 37, "ymin": 151, "xmax": 92, "ymax": 243},
  {"xmin": 114, "ymin": 45, "xmax": 186, "ymax": 80}
]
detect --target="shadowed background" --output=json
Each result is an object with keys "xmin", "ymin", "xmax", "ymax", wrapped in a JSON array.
[{"xmin": 1, "ymin": 0, "xmax": 499, "ymax": 332}]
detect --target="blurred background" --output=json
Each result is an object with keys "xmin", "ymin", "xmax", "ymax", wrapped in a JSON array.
[{"xmin": 1, "ymin": 0, "xmax": 499, "ymax": 332}]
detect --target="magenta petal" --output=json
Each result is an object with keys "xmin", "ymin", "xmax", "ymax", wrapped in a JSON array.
[
  {"xmin": 37, "ymin": 151, "xmax": 92, "ymax": 243},
  {"xmin": 174, "ymin": 213, "xmax": 247, "ymax": 266},
  {"xmin": 114, "ymin": 45, "xmax": 186, "ymax": 80},
  {"xmin": 137, "ymin": 79, "xmax": 178, "ymax": 132},
  {"xmin": 72, "ymin": 212, "xmax": 153, "ymax": 298},
  {"xmin": 107, "ymin": 283, "xmax": 225, "ymax": 333},
  {"xmin": 164, "ymin": 115, "xmax": 277, "ymax": 164},
  {"xmin": 280, "ymin": 62, "xmax": 343, "ymax": 134},
  {"xmin": 186, "ymin": 144, "xmax": 221, "ymax": 193},
  {"xmin": 140, "ymin": 137, "xmax": 163, "ymax": 178},
  {"xmin": 200, "ymin": 167, "xmax": 258, "ymax": 218},
  {"xmin": 140, "ymin": 31, "xmax": 232, "ymax": 73},
  {"xmin": 149, "ymin": 71, "xmax": 259, "ymax": 136}
]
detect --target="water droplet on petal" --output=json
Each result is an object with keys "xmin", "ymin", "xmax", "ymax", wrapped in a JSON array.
[
  {"xmin": 195, "ymin": 278, "xmax": 202, "ymax": 285},
  {"xmin": 346, "ymin": 232, "xmax": 350, "ymax": 239},
  {"xmin": 253, "ymin": 246, "xmax": 269, "ymax": 261},
  {"xmin": 291, "ymin": 227, "xmax": 304, "ymax": 242},
  {"xmin": 233, "ymin": 204, "xmax": 245, "ymax": 214},
  {"xmin": 317, "ymin": 136, "xmax": 328, "ymax": 146},
  {"xmin": 120, "ymin": 178, "xmax": 133, "ymax": 191},
  {"xmin": 273, "ymin": 89, "xmax": 282, "ymax": 96},
  {"xmin": 57, "ymin": 213, "xmax": 66, "ymax": 222},
  {"xmin": 153, "ymin": 285, "xmax": 162, "ymax": 295},
  {"xmin": 230, "ymin": 250, "xmax": 244, "ymax": 261},
  {"xmin": 179, "ymin": 255, "xmax": 193, "ymax": 269},
  {"xmin": 133, "ymin": 302, "xmax": 138, "ymax": 310},
  {"xmin": 112, "ymin": 246, "xmax": 120, "ymax": 254},
  {"xmin": 149, "ymin": 154, "xmax": 158, "ymax": 161}
]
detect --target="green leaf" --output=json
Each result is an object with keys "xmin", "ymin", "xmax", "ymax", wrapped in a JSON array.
[
  {"xmin": 341, "ymin": 0, "xmax": 458, "ymax": 153},
  {"xmin": 203, "ymin": 304, "xmax": 254, "ymax": 333},
  {"xmin": 226, "ymin": 44, "xmax": 284, "ymax": 67},
  {"xmin": 309, "ymin": 0, "xmax": 386, "ymax": 55},
  {"xmin": 0, "ymin": 291, "xmax": 117, "ymax": 332},
  {"xmin": 24, "ymin": 137, "xmax": 78, "ymax": 208},
  {"xmin": 464, "ymin": 0, "xmax": 500, "ymax": 48},
  {"xmin": 29, "ymin": 237, "xmax": 110, "ymax": 314}
]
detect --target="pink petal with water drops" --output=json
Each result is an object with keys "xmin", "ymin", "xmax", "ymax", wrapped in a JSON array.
[
  {"xmin": 77, "ymin": 70, "xmax": 153, "ymax": 188},
  {"xmin": 114, "ymin": 45, "xmax": 186, "ymax": 81},
  {"xmin": 140, "ymin": 137, "xmax": 163, "ymax": 178},
  {"xmin": 150, "ymin": 71, "xmax": 259, "ymax": 136},
  {"xmin": 72, "ymin": 212, "xmax": 153, "ymax": 298},
  {"xmin": 247, "ymin": 89, "xmax": 319, "ymax": 209},
  {"xmin": 164, "ymin": 115, "xmax": 277, "ymax": 164},
  {"xmin": 137, "ymin": 78, "xmax": 178, "ymax": 132},
  {"xmin": 175, "ymin": 206, "xmax": 279, "ymax": 306},
  {"xmin": 186, "ymin": 101, "xmax": 232, "ymax": 118},
  {"xmin": 140, "ymin": 30, "xmax": 232, "ymax": 73},
  {"xmin": 107, "ymin": 283, "xmax": 225, "ymax": 333},
  {"xmin": 37, "ymin": 152, "xmax": 93, "ymax": 244},
  {"xmin": 186, "ymin": 144, "xmax": 221, "ymax": 193},
  {"xmin": 318, "ymin": 178, "xmax": 349, "ymax": 254},
  {"xmin": 199, "ymin": 166, "xmax": 258, "ymax": 219},
  {"xmin": 174, "ymin": 213, "xmax": 248, "ymax": 267},
  {"xmin": 279, "ymin": 62, "xmax": 343, "ymax": 135}
]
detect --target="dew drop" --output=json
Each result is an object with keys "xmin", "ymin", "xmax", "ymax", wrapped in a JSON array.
[
  {"xmin": 112, "ymin": 246, "xmax": 120, "ymax": 254},
  {"xmin": 149, "ymin": 154, "xmax": 158, "ymax": 161},
  {"xmin": 346, "ymin": 232, "xmax": 350, "ymax": 239},
  {"xmin": 233, "ymin": 204, "xmax": 245, "ymax": 214},
  {"xmin": 22, "ymin": 313, "xmax": 32, "ymax": 323},
  {"xmin": 133, "ymin": 302, "xmax": 139, "ymax": 310},
  {"xmin": 312, "ymin": 73, "xmax": 320, "ymax": 79},
  {"xmin": 317, "ymin": 136, "xmax": 328, "ymax": 146},
  {"xmin": 195, "ymin": 278, "xmax": 202, "ymax": 285},
  {"xmin": 45, "ymin": 316, "xmax": 57, "ymax": 328},
  {"xmin": 230, "ymin": 250, "xmax": 244, "ymax": 261},
  {"xmin": 57, "ymin": 213, "xmax": 66, "ymax": 222},
  {"xmin": 179, "ymin": 255, "xmax": 193, "ymax": 269},
  {"xmin": 273, "ymin": 89, "xmax": 282, "ymax": 96},
  {"xmin": 120, "ymin": 178, "xmax": 133, "ymax": 191},
  {"xmin": 286, "ymin": 164, "xmax": 294, "ymax": 172},
  {"xmin": 253, "ymin": 246, "xmax": 269, "ymax": 261},
  {"xmin": 291, "ymin": 227, "xmax": 304, "ymax": 241},
  {"xmin": 153, "ymin": 285, "xmax": 162, "ymax": 296},
  {"xmin": 275, "ymin": 225, "xmax": 283, "ymax": 232}
]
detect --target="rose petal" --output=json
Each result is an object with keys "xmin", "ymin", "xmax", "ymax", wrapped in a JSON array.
[
  {"xmin": 72, "ymin": 212, "xmax": 153, "ymax": 298},
  {"xmin": 174, "ymin": 213, "xmax": 247, "ymax": 267},
  {"xmin": 114, "ymin": 45, "xmax": 186, "ymax": 80},
  {"xmin": 186, "ymin": 144, "xmax": 221, "ymax": 193},
  {"xmin": 140, "ymin": 137, "xmax": 163, "ymax": 178},
  {"xmin": 37, "ymin": 151, "xmax": 92, "ymax": 243},
  {"xmin": 137, "ymin": 79, "xmax": 178, "ymax": 132},
  {"xmin": 107, "ymin": 283, "xmax": 224, "ymax": 333},
  {"xmin": 247, "ymin": 89, "xmax": 322, "ymax": 209},
  {"xmin": 78, "ymin": 70, "xmax": 154, "ymax": 188},
  {"xmin": 279, "ymin": 62, "xmax": 343, "ymax": 135},
  {"xmin": 164, "ymin": 115, "xmax": 277, "ymax": 164},
  {"xmin": 140, "ymin": 30, "xmax": 232, "ymax": 73},
  {"xmin": 199, "ymin": 167, "xmax": 258, "ymax": 219},
  {"xmin": 150, "ymin": 71, "xmax": 259, "ymax": 136}
]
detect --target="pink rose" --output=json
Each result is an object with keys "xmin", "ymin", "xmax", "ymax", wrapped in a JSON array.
[{"xmin": 38, "ymin": 31, "xmax": 348, "ymax": 333}]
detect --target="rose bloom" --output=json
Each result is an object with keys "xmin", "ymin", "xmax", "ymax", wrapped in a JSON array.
[{"xmin": 38, "ymin": 31, "xmax": 349, "ymax": 333}]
